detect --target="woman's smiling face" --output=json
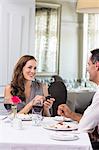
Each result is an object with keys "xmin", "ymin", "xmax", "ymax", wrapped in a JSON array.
[{"xmin": 23, "ymin": 59, "xmax": 37, "ymax": 81}]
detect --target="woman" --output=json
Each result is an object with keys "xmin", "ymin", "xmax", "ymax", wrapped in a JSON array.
[{"xmin": 4, "ymin": 55, "xmax": 55, "ymax": 116}]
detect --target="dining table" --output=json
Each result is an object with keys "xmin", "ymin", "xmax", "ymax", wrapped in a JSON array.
[{"xmin": 0, "ymin": 115, "xmax": 93, "ymax": 150}]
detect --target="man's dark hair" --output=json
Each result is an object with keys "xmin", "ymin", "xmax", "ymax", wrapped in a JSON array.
[{"xmin": 90, "ymin": 48, "xmax": 99, "ymax": 64}]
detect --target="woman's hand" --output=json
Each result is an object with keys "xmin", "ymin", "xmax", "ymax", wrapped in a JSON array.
[
  {"xmin": 43, "ymin": 97, "xmax": 55, "ymax": 116},
  {"xmin": 43, "ymin": 98, "xmax": 55, "ymax": 110},
  {"xmin": 57, "ymin": 104, "xmax": 72, "ymax": 118},
  {"xmin": 32, "ymin": 95, "xmax": 45, "ymax": 106}
]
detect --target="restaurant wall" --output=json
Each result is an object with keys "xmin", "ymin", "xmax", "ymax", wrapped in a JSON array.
[
  {"xmin": 0, "ymin": 0, "xmax": 83, "ymax": 95},
  {"xmin": 0, "ymin": 0, "xmax": 35, "ymax": 95}
]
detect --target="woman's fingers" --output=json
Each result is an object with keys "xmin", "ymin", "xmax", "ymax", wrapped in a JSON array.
[
  {"xmin": 44, "ymin": 98, "xmax": 54, "ymax": 109},
  {"xmin": 32, "ymin": 95, "xmax": 45, "ymax": 105}
]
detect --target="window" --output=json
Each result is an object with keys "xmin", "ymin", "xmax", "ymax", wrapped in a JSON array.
[
  {"xmin": 35, "ymin": 2, "xmax": 61, "ymax": 75},
  {"xmin": 83, "ymin": 14, "xmax": 99, "ymax": 79}
]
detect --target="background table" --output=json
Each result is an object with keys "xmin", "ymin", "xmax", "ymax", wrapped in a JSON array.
[{"xmin": 67, "ymin": 89, "xmax": 95, "ymax": 113}]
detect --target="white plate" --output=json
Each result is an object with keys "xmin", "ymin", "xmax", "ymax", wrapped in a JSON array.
[
  {"xmin": 50, "ymin": 132, "xmax": 79, "ymax": 141},
  {"xmin": 43, "ymin": 123, "xmax": 78, "ymax": 131},
  {"xmin": 9, "ymin": 114, "xmax": 32, "ymax": 121},
  {"xmin": 0, "ymin": 115, "xmax": 8, "ymax": 120},
  {"xmin": 54, "ymin": 116, "xmax": 72, "ymax": 122},
  {"xmin": 17, "ymin": 114, "xmax": 32, "ymax": 121},
  {"xmin": 54, "ymin": 116, "xmax": 64, "ymax": 121}
]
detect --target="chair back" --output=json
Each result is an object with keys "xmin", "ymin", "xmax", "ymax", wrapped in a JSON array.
[{"xmin": 48, "ymin": 81, "xmax": 67, "ymax": 116}]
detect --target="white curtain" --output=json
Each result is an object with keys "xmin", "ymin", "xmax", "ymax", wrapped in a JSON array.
[
  {"xmin": 35, "ymin": 8, "xmax": 58, "ymax": 73},
  {"xmin": 83, "ymin": 14, "xmax": 99, "ymax": 79},
  {"xmin": 88, "ymin": 14, "xmax": 99, "ymax": 51}
]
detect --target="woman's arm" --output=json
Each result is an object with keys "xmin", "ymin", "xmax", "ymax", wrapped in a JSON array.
[
  {"xmin": 18, "ymin": 100, "xmax": 33, "ymax": 114},
  {"xmin": 18, "ymin": 95, "xmax": 45, "ymax": 114},
  {"xmin": 4, "ymin": 85, "xmax": 12, "ymax": 102}
]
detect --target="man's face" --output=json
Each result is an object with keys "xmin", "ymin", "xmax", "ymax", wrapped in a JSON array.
[{"xmin": 87, "ymin": 57, "xmax": 97, "ymax": 82}]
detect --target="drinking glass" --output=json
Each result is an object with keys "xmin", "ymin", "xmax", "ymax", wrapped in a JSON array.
[
  {"xmin": 32, "ymin": 102, "xmax": 43, "ymax": 126},
  {"xmin": 4, "ymin": 98, "xmax": 18, "ymax": 121},
  {"xmin": 32, "ymin": 102, "xmax": 43, "ymax": 115},
  {"xmin": 4, "ymin": 98, "xmax": 12, "ymax": 114},
  {"xmin": 3, "ymin": 98, "xmax": 14, "ymax": 124}
]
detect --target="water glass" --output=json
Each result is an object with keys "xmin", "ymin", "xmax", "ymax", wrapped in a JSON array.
[{"xmin": 32, "ymin": 114, "xmax": 42, "ymax": 126}]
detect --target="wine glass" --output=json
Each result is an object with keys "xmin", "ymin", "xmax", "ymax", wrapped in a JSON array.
[
  {"xmin": 1, "ymin": 98, "xmax": 13, "ymax": 124},
  {"xmin": 32, "ymin": 102, "xmax": 43, "ymax": 115},
  {"xmin": 32, "ymin": 101, "xmax": 43, "ymax": 126},
  {"xmin": 4, "ymin": 98, "xmax": 12, "ymax": 114}
]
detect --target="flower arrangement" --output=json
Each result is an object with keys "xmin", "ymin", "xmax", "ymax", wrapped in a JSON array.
[
  {"xmin": 11, "ymin": 96, "xmax": 21, "ymax": 118},
  {"xmin": 11, "ymin": 96, "xmax": 21, "ymax": 105}
]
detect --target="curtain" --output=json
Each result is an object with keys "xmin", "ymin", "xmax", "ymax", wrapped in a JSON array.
[
  {"xmin": 83, "ymin": 14, "xmax": 99, "ymax": 80},
  {"xmin": 35, "ymin": 7, "xmax": 58, "ymax": 73},
  {"xmin": 88, "ymin": 14, "xmax": 99, "ymax": 51}
]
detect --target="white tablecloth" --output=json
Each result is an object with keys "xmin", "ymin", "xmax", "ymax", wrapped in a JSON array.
[{"xmin": 0, "ymin": 117, "xmax": 93, "ymax": 150}]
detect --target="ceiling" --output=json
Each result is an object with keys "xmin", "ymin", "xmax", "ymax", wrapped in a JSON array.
[
  {"xmin": 63, "ymin": 0, "xmax": 76, "ymax": 1},
  {"xmin": 36, "ymin": 0, "xmax": 77, "ymax": 3}
]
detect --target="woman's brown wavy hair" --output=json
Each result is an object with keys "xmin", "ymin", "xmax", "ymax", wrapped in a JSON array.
[{"xmin": 10, "ymin": 55, "xmax": 36, "ymax": 102}]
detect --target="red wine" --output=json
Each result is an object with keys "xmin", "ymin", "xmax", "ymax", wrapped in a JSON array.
[
  {"xmin": 4, "ymin": 103, "xmax": 12, "ymax": 110},
  {"xmin": 32, "ymin": 105, "xmax": 43, "ymax": 113}
]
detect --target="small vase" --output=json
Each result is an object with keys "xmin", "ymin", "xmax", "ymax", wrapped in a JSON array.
[{"xmin": 11, "ymin": 104, "xmax": 17, "ymax": 118}]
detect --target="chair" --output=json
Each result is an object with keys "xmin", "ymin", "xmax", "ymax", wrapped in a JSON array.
[
  {"xmin": 48, "ymin": 81, "xmax": 67, "ymax": 116},
  {"xmin": 91, "ymin": 141, "xmax": 99, "ymax": 150},
  {"xmin": 89, "ymin": 126, "xmax": 99, "ymax": 150},
  {"xmin": 50, "ymin": 75, "xmax": 64, "ymax": 82}
]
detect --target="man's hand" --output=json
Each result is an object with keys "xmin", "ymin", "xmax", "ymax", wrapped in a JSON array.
[{"xmin": 57, "ymin": 104, "xmax": 72, "ymax": 118}]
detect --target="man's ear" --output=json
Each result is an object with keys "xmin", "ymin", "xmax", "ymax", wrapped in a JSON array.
[{"xmin": 96, "ymin": 62, "xmax": 99, "ymax": 70}]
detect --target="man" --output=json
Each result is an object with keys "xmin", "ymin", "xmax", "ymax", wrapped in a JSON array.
[{"xmin": 58, "ymin": 49, "xmax": 99, "ymax": 134}]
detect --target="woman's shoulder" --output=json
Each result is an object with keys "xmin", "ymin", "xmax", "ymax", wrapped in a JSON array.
[
  {"xmin": 5, "ymin": 84, "xmax": 11, "ymax": 90},
  {"xmin": 4, "ymin": 84, "xmax": 12, "ymax": 95},
  {"xmin": 4, "ymin": 84, "xmax": 12, "ymax": 99}
]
